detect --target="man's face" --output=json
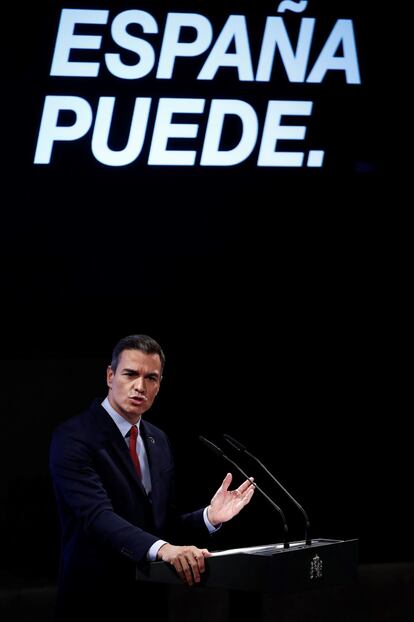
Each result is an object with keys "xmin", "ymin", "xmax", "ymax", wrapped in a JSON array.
[{"xmin": 107, "ymin": 349, "xmax": 162, "ymax": 423}]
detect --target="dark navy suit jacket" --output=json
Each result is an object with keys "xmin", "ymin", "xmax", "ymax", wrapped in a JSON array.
[{"xmin": 49, "ymin": 399, "xmax": 209, "ymax": 619}]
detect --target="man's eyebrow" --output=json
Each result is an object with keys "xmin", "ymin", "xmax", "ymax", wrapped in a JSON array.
[{"xmin": 122, "ymin": 367, "xmax": 160, "ymax": 376}]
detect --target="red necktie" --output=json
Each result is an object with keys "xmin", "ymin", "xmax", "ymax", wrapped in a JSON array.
[{"xmin": 128, "ymin": 425, "xmax": 142, "ymax": 478}]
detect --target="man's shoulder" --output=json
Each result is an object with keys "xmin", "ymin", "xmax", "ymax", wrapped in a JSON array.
[{"xmin": 52, "ymin": 398, "xmax": 104, "ymax": 436}]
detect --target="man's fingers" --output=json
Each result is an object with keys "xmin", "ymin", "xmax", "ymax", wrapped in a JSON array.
[
  {"xmin": 173, "ymin": 548, "xmax": 208, "ymax": 586},
  {"xmin": 221, "ymin": 472, "xmax": 233, "ymax": 491},
  {"xmin": 236, "ymin": 477, "xmax": 255, "ymax": 494},
  {"xmin": 243, "ymin": 487, "xmax": 255, "ymax": 503},
  {"xmin": 177, "ymin": 557, "xmax": 194, "ymax": 586},
  {"xmin": 190, "ymin": 556, "xmax": 203, "ymax": 582},
  {"xmin": 234, "ymin": 484, "xmax": 255, "ymax": 511}
]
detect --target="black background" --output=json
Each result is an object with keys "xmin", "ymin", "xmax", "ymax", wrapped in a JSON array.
[{"xmin": 1, "ymin": 0, "xmax": 409, "ymax": 590}]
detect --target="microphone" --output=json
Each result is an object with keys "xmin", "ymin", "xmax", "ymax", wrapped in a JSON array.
[
  {"xmin": 198, "ymin": 435, "xmax": 289, "ymax": 548},
  {"xmin": 223, "ymin": 433, "xmax": 311, "ymax": 546}
]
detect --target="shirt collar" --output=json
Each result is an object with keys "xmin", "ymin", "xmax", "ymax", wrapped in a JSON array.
[{"xmin": 101, "ymin": 396, "xmax": 141, "ymax": 438}]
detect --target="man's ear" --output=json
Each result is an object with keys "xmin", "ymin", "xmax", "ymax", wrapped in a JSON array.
[
  {"xmin": 107, "ymin": 365, "xmax": 113, "ymax": 389},
  {"xmin": 153, "ymin": 374, "xmax": 162, "ymax": 396}
]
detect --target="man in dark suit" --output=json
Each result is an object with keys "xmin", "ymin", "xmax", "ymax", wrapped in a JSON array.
[{"xmin": 49, "ymin": 334, "xmax": 254, "ymax": 621}]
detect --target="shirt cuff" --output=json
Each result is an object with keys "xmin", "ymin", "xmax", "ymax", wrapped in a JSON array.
[
  {"xmin": 147, "ymin": 539, "xmax": 167, "ymax": 561},
  {"xmin": 204, "ymin": 506, "xmax": 221, "ymax": 532}
]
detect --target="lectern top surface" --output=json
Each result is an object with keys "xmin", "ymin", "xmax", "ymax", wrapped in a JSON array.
[{"xmin": 210, "ymin": 538, "xmax": 345, "ymax": 557}]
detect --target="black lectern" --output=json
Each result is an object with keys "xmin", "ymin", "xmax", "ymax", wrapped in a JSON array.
[
  {"xmin": 136, "ymin": 538, "xmax": 358, "ymax": 621},
  {"xmin": 136, "ymin": 538, "xmax": 358, "ymax": 594}
]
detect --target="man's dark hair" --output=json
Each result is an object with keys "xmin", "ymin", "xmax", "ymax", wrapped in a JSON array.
[{"xmin": 110, "ymin": 334, "xmax": 166, "ymax": 373}]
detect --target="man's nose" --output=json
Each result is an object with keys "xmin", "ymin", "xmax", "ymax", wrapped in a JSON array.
[{"xmin": 133, "ymin": 377, "xmax": 146, "ymax": 392}]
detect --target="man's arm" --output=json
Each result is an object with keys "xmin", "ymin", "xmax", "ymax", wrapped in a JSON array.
[{"xmin": 49, "ymin": 427, "xmax": 159, "ymax": 563}]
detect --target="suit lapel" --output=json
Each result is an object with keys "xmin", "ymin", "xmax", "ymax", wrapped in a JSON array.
[
  {"xmin": 140, "ymin": 422, "xmax": 164, "ymax": 514},
  {"xmin": 111, "ymin": 438, "xmax": 148, "ymax": 496},
  {"xmin": 93, "ymin": 404, "xmax": 148, "ymax": 497}
]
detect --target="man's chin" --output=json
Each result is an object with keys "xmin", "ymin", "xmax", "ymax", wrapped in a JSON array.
[{"xmin": 126, "ymin": 404, "xmax": 148, "ymax": 418}]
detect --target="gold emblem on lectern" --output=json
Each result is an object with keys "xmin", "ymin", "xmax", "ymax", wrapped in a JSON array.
[{"xmin": 310, "ymin": 554, "xmax": 323, "ymax": 579}]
